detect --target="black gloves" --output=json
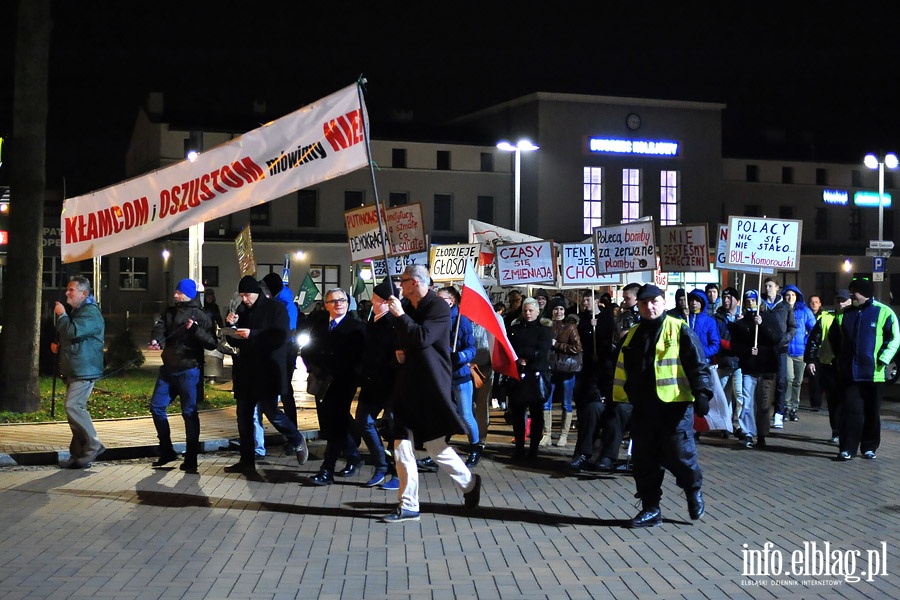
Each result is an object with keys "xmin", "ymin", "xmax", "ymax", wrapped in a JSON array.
[{"xmin": 693, "ymin": 392, "xmax": 710, "ymax": 417}]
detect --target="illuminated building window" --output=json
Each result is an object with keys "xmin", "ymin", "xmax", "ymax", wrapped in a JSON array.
[
  {"xmin": 310, "ymin": 264, "xmax": 339, "ymax": 296},
  {"xmin": 582, "ymin": 166, "xmax": 603, "ymax": 234},
  {"xmin": 660, "ymin": 170, "xmax": 679, "ymax": 225},
  {"xmin": 622, "ymin": 168, "xmax": 641, "ymax": 223}
]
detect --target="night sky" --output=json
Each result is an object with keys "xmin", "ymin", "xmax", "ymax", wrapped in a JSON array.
[{"xmin": 2, "ymin": 3, "xmax": 900, "ymax": 197}]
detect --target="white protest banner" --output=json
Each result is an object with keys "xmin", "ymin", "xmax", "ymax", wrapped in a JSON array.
[
  {"xmin": 495, "ymin": 240, "xmax": 556, "ymax": 286},
  {"xmin": 560, "ymin": 243, "xmax": 621, "ymax": 287},
  {"xmin": 429, "ymin": 244, "xmax": 480, "ymax": 282},
  {"xmin": 468, "ymin": 219, "xmax": 541, "ymax": 279},
  {"xmin": 592, "ymin": 220, "xmax": 656, "ymax": 274},
  {"xmin": 61, "ymin": 84, "xmax": 368, "ymax": 263},
  {"xmin": 715, "ymin": 224, "xmax": 774, "ymax": 274},
  {"xmin": 345, "ymin": 202, "xmax": 426, "ymax": 262},
  {"xmin": 370, "ymin": 251, "xmax": 429, "ymax": 278},
  {"xmin": 658, "ymin": 223, "xmax": 709, "ymax": 272},
  {"xmin": 726, "ymin": 216, "xmax": 801, "ymax": 271}
]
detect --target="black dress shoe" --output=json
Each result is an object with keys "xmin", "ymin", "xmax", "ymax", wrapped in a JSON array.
[
  {"xmin": 629, "ymin": 508, "xmax": 662, "ymax": 528},
  {"xmin": 686, "ymin": 489, "xmax": 705, "ymax": 520},
  {"xmin": 223, "ymin": 462, "xmax": 256, "ymax": 475},
  {"xmin": 152, "ymin": 451, "xmax": 180, "ymax": 467},
  {"xmin": 310, "ymin": 469, "xmax": 334, "ymax": 486},
  {"xmin": 464, "ymin": 445, "xmax": 483, "ymax": 467},
  {"xmin": 416, "ymin": 457, "xmax": 438, "ymax": 472},
  {"xmin": 339, "ymin": 457, "xmax": 364, "ymax": 477},
  {"xmin": 179, "ymin": 462, "xmax": 199, "ymax": 474}
]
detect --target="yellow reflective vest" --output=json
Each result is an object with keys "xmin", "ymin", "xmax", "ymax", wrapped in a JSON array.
[{"xmin": 613, "ymin": 316, "xmax": 693, "ymax": 403}]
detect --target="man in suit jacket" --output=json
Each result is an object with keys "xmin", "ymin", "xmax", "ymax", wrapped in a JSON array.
[
  {"xmin": 223, "ymin": 276, "xmax": 308, "ymax": 476},
  {"xmin": 381, "ymin": 265, "xmax": 482, "ymax": 523},
  {"xmin": 300, "ymin": 287, "xmax": 367, "ymax": 486}
]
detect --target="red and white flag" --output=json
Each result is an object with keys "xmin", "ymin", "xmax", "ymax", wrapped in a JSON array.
[{"xmin": 460, "ymin": 260, "xmax": 519, "ymax": 378}]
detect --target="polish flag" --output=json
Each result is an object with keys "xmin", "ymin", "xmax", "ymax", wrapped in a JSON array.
[{"xmin": 459, "ymin": 260, "xmax": 519, "ymax": 378}]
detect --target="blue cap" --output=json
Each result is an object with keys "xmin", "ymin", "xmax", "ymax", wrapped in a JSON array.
[{"xmin": 743, "ymin": 289, "xmax": 759, "ymax": 301}]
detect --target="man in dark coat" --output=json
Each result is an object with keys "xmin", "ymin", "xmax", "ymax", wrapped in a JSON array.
[
  {"xmin": 223, "ymin": 276, "xmax": 308, "ymax": 475},
  {"xmin": 148, "ymin": 278, "xmax": 217, "ymax": 473},
  {"xmin": 381, "ymin": 265, "xmax": 482, "ymax": 522},
  {"xmin": 300, "ymin": 287, "xmax": 367, "ymax": 486}
]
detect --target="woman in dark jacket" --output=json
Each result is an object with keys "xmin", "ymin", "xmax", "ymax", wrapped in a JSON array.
[{"xmin": 508, "ymin": 296, "xmax": 554, "ymax": 460}]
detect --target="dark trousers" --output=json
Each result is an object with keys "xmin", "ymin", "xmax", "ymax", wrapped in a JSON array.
[
  {"xmin": 807, "ymin": 360, "xmax": 823, "ymax": 409},
  {"xmin": 573, "ymin": 400, "xmax": 604, "ymax": 457},
  {"xmin": 839, "ymin": 381, "xmax": 882, "ymax": 455},
  {"xmin": 631, "ymin": 404, "xmax": 702, "ymax": 509},
  {"xmin": 510, "ymin": 395, "xmax": 544, "ymax": 454},
  {"xmin": 819, "ymin": 364, "xmax": 841, "ymax": 437},
  {"xmin": 237, "ymin": 392, "xmax": 302, "ymax": 464},
  {"xmin": 599, "ymin": 402, "xmax": 632, "ymax": 462},
  {"xmin": 774, "ymin": 352, "xmax": 788, "ymax": 415}
]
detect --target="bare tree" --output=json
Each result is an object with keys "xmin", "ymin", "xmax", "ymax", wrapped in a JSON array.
[{"xmin": 0, "ymin": 0, "xmax": 51, "ymax": 412}]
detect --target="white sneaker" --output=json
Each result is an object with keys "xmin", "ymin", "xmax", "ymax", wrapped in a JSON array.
[{"xmin": 773, "ymin": 413, "xmax": 784, "ymax": 429}]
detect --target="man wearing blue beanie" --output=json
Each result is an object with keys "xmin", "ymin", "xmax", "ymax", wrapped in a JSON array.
[{"xmin": 149, "ymin": 278, "xmax": 217, "ymax": 473}]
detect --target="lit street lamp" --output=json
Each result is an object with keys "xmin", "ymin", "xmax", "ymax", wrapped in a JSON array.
[
  {"xmin": 864, "ymin": 152, "xmax": 898, "ymax": 297},
  {"xmin": 497, "ymin": 139, "xmax": 539, "ymax": 232}
]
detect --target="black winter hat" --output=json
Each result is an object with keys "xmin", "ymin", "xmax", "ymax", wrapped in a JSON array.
[{"xmin": 238, "ymin": 275, "xmax": 261, "ymax": 294}]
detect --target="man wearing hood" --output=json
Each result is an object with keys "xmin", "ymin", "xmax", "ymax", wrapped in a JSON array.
[
  {"xmin": 149, "ymin": 278, "xmax": 217, "ymax": 473},
  {"xmin": 782, "ymin": 284, "xmax": 816, "ymax": 422},
  {"xmin": 687, "ymin": 289, "xmax": 720, "ymax": 361}
]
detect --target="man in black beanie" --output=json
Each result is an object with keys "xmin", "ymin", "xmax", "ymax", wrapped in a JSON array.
[
  {"xmin": 223, "ymin": 275, "xmax": 309, "ymax": 475},
  {"xmin": 828, "ymin": 277, "xmax": 899, "ymax": 461}
]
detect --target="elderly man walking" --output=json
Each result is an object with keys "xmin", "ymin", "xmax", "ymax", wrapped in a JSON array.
[
  {"xmin": 381, "ymin": 265, "xmax": 481, "ymax": 522},
  {"xmin": 55, "ymin": 276, "xmax": 106, "ymax": 469}
]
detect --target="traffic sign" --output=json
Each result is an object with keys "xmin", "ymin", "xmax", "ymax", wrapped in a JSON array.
[
  {"xmin": 869, "ymin": 240, "xmax": 895, "ymax": 250},
  {"xmin": 874, "ymin": 256, "xmax": 886, "ymax": 273}
]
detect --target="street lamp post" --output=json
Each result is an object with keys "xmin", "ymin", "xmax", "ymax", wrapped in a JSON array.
[
  {"xmin": 864, "ymin": 152, "xmax": 898, "ymax": 298},
  {"xmin": 497, "ymin": 139, "xmax": 539, "ymax": 232}
]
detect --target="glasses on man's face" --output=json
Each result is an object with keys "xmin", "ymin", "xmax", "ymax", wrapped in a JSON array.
[
  {"xmin": 326, "ymin": 298, "xmax": 348, "ymax": 304},
  {"xmin": 400, "ymin": 278, "xmax": 414, "ymax": 284}
]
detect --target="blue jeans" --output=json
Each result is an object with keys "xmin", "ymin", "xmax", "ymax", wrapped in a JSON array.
[
  {"xmin": 150, "ymin": 366, "xmax": 200, "ymax": 450},
  {"xmin": 452, "ymin": 380, "xmax": 478, "ymax": 444},
  {"xmin": 254, "ymin": 405, "xmax": 266, "ymax": 457},
  {"xmin": 545, "ymin": 373, "xmax": 575, "ymax": 412},
  {"xmin": 355, "ymin": 400, "xmax": 387, "ymax": 471}
]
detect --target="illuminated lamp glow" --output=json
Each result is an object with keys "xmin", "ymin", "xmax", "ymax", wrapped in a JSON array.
[
  {"xmin": 822, "ymin": 189, "xmax": 849, "ymax": 205},
  {"xmin": 854, "ymin": 190, "xmax": 892, "ymax": 208},
  {"xmin": 0, "ymin": 230, "xmax": 7, "ymax": 245},
  {"xmin": 588, "ymin": 137, "xmax": 679, "ymax": 156}
]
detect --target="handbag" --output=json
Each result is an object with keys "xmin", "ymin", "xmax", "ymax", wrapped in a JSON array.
[
  {"xmin": 469, "ymin": 363, "xmax": 486, "ymax": 389},
  {"xmin": 216, "ymin": 327, "xmax": 240, "ymax": 356},
  {"xmin": 551, "ymin": 351, "xmax": 583, "ymax": 374}
]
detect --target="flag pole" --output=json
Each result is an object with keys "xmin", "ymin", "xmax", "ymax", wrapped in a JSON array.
[{"xmin": 357, "ymin": 77, "xmax": 396, "ymax": 297}]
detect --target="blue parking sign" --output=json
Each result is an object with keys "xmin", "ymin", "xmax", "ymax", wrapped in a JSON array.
[{"xmin": 874, "ymin": 256, "xmax": 886, "ymax": 273}]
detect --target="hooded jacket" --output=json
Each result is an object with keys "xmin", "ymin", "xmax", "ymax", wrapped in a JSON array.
[
  {"xmin": 782, "ymin": 284, "xmax": 816, "ymax": 358},
  {"xmin": 686, "ymin": 288, "xmax": 720, "ymax": 360}
]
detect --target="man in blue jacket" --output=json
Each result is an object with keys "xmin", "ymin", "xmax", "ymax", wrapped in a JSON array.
[
  {"xmin": 55, "ymin": 276, "xmax": 106, "ymax": 469},
  {"xmin": 782, "ymin": 284, "xmax": 816, "ymax": 422},
  {"xmin": 829, "ymin": 278, "xmax": 899, "ymax": 460}
]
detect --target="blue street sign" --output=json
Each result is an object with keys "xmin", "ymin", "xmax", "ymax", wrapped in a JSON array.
[{"xmin": 874, "ymin": 256, "xmax": 886, "ymax": 273}]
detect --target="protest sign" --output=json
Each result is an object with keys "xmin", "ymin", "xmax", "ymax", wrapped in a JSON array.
[
  {"xmin": 345, "ymin": 203, "xmax": 426, "ymax": 262},
  {"xmin": 592, "ymin": 220, "xmax": 656, "ymax": 274},
  {"xmin": 429, "ymin": 244, "xmax": 480, "ymax": 282},
  {"xmin": 560, "ymin": 243, "xmax": 621, "ymax": 287},
  {"xmin": 495, "ymin": 240, "xmax": 556, "ymax": 286},
  {"xmin": 234, "ymin": 225, "xmax": 256, "ymax": 276},
  {"xmin": 658, "ymin": 224, "xmax": 709, "ymax": 272},
  {"xmin": 725, "ymin": 216, "xmax": 801, "ymax": 271},
  {"xmin": 715, "ymin": 224, "xmax": 774, "ymax": 274},
  {"xmin": 370, "ymin": 251, "xmax": 429, "ymax": 278}
]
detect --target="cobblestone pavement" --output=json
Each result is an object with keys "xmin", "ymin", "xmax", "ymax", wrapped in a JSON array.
[{"xmin": 1, "ymin": 399, "xmax": 899, "ymax": 599}]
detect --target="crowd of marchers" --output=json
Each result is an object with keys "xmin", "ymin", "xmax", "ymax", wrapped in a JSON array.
[{"xmin": 51, "ymin": 267, "xmax": 897, "ymax": 528}]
